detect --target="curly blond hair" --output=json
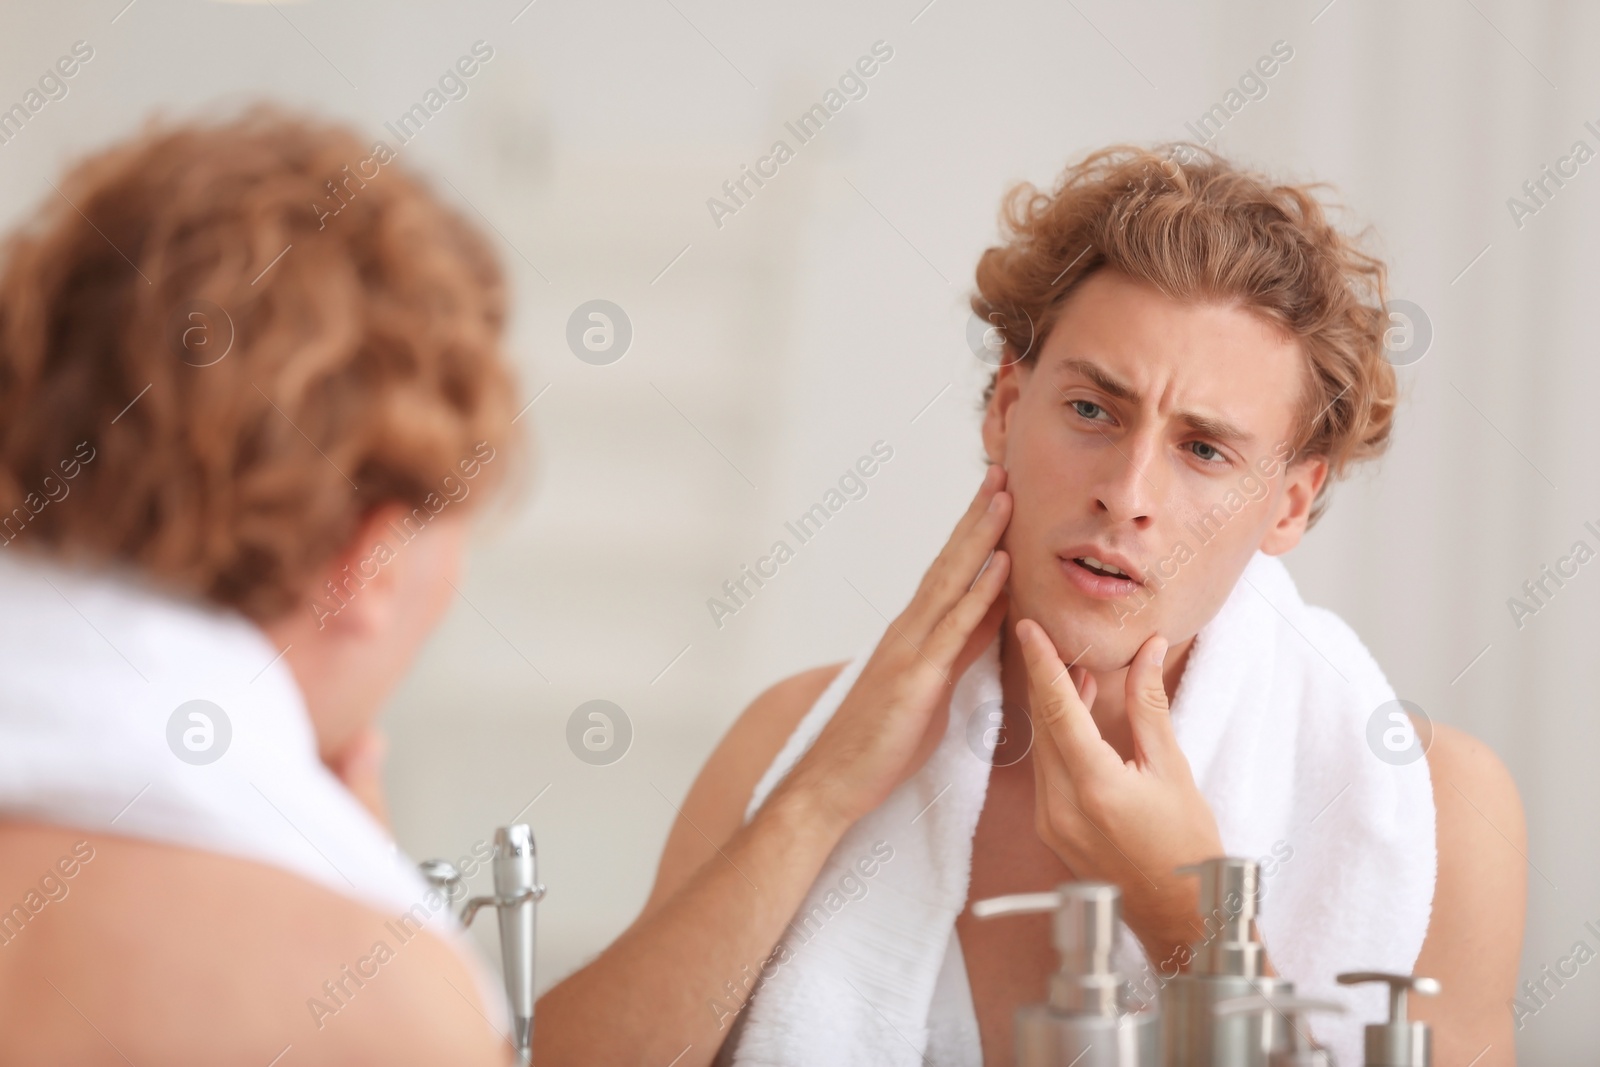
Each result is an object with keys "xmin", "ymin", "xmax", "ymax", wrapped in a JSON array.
[
  {"xmin": 972, "ymin": 142, "xmax": 1396, "ymax": 527},
  {"xmin": 0, "ymin": 105, "xmax": 520, "ymax": 620}
]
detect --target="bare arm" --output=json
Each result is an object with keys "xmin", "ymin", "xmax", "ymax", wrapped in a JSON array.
[
  {"xmin": 530, "ymin": 664, "xmax": 848, "ymax": 1065},
  {"xmin": 533, "ymin": 756, "xmax": 853, "ymax": 1066},
  {"xmin": 1410, "ymin": 721, "xmax": 1526, "ymax": 1066},
  {"xmin": 533, "ymin": 464, "xmax": 1015, "ymax": 1067}
]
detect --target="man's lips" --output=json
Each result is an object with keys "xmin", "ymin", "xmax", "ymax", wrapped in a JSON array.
[
  {"xmin": 1058, "ymin": 553, "xmax": 1144, "ymax": 599},
  {"xmin": 1058, "ymin": 545, "xmax": 1144, "ymax": 584}
]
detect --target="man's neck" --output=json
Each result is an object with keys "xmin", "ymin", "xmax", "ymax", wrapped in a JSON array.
[{"xmin": 997, "ymin": 616, "xmax": 1195, "ymax": 763}]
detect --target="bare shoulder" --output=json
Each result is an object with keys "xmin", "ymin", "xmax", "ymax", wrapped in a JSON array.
[
  {"xmin": 0, "ymin": 820, "xmax": 508, "ymax": 1067},
  {"xmin": 640, "ymin": 662, "xmax": 848, "ymax": 918},
  {"xmin": 1410, "ymin": 720, "xmax": 1526, "ymax": 1064},
  {"xmin": 1422, "ymin": 719, "xmax": 1525, "ymax": 851}
]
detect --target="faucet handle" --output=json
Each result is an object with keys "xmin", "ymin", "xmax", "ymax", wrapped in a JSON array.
[
  {"xmin": 1335, "ymin": 972, "xmax": 1439, "ymax": 1067},
  {"xmin": 418, "ymin": 858, "xmax": 462, "ymax": 893},
  {"xmin": 418, "ymin": 858, "xmax": 466, "ymax": 917}
]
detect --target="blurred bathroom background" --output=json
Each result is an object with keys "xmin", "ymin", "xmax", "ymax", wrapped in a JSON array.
[{"xmin": 2, "ymin": 0, "xmax": 1595, "ymax": 1057}]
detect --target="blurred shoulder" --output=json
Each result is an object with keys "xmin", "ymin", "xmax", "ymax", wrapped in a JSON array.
[
  {"xmin": 1423, "ymin": 720, "xmax": 1523, "ymax": 836},
  {"xmin": 0, "ymin": 820, "xmax": 507, "ymax": 1067},
  {"xmin": 1412, "ymin": 722, "xmax": 1526, "ymax": 1049}
]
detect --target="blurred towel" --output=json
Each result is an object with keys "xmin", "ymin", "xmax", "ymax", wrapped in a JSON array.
[
  {"xmin": 729, "ymin": 549, "xmax": 1436, "ymax": 1067},
  {"xmin": 0, "ymin": 550, "xmax": 507, "ymax": 1027}
]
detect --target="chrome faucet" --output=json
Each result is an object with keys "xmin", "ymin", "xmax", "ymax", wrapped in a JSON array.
[{"xmin": 421, "ymin": 823, "xmax": 546, "ymax": 1066}]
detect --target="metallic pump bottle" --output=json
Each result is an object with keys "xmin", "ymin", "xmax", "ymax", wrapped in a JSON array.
[
  {"xmin": 972, "ymin": 881, "xmax": 1160, "ymax": 1067},
  {"xmin": 1212, "ymin": 990, "xmax": 1344, "ymax": 1067},
  {"xmin": 1159, "ymin": 857, "xmax": 1295, "ymax": 1067},
  {"xmin": 1335, "ymin": 972, "xmax": 1439, "ymax": 1067}
]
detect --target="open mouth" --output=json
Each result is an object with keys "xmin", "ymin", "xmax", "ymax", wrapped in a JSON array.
[{"xmin": 1072, "ymin": 555, "xmax": 1136, "ymax": 582}]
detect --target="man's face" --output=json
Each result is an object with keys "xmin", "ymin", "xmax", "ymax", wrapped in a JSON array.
[{"xmin": 981, "ymin": 267, "xmax": 1327, "ymax": 672}]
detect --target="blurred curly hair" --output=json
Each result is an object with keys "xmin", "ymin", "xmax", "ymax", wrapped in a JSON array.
[
  {"xmin": 971, "ymin": 141, "xmax": 1397, "ymax": 528},
  {"xmin": 0, "ymin": 104, "xmax": 521, "ymax": 620}
]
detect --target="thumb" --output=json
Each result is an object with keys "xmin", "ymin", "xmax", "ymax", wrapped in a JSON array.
[{"xmin": 1125, "ymin": 635, "xmax": 1178, "ymax": 772}]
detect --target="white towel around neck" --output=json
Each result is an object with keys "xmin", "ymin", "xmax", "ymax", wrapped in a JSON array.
[
  {"xmin": 728, "ymin": 549, "xmax": 1436, "ymax": 1067},
  {"xmin": 0, "ymin": 550, "xmax": 507, "ymax": 1027}
]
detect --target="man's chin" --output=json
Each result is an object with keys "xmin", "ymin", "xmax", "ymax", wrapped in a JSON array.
[{"xmin": 1017, "ymin": 610, "xmax": 1148, "ymax": 674}]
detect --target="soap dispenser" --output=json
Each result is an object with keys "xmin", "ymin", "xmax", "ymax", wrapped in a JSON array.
[
  {"xmin": 1212, "ymin": 991, "xmax": 1345, "ymax": 1067},
  {"xmin": 1334, "ymin": 972, "xmax": 1439, "ymax": 1067},
  {"xmin": 971, "ymin": 881, "xmax": 1160, "ymax": 1067},
  {"xmin": 1159, "ymin": 856, "xmax": 1295, "ymax": 1067}
]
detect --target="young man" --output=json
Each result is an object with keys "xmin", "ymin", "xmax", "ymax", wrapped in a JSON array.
[
  {"xmin": 0, "ymin": 109, "xmax": 521, "ymax": 1064},
  {"xmin": 537, "ymin": 145, "xmax": 1525, "ymax": 1065}
]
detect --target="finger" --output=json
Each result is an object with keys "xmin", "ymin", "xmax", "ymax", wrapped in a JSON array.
[
  {"xmin": 942, "ymin": 462, "xmax": 1007, "ymax": 548},
  {"xmin": 1124, "ymin": 634, "xmax": 1178, "ymax": 773},
  {"xmin": 908, "ymin": 481, "xmax": 1010, "ymax": 625},
  {"xmin": 329, "ymin": 730, "xmax": 390, "ymax": 827},
  {"xmin": 1015, "ymin": 618, "xmax": 1119, "ymax": 776},
  {"xmin": 1029, "ymin": 688, "xmax": 1071, "ymax": 794},
  {"xmin": 1028, "ymin": 689, "xmax": 1089, "ymax": 845},
  {"xmin": 870, "ymin": 547, "xmax": 1006, "ymax": 688},
  {"xmin": 900, "ymin": 470, "xmax": 1011, "ymax": 640},
  {"xmin": 922, "ymin": 550, "xmax": 1009, "ymax": 678},
  {"xmin": 951, "ymin": 582, "xmax": 1009, "ymax": 684},
  {"xmin": 908, "ymin": 489, "xmax": 1004, "ymax": 633},
  {"xmin": 919, "ymin": 464, "xmax": 1006, "ymax": 578},
  {"xmin": 332, "ymin": 728, "xmax": 387, "ymax": 775},
  {"xmin": 1068, "ymin": 665, "xmax": 1098, "ymax": 713},
  {"xmin": 1069, "ymin": 665, "xmax": 1122, "ymax": 764}
]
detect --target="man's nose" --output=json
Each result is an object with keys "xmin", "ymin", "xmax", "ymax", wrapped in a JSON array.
[{"xmin": 1092, "ymin": 433, "xmax": 1159, "ymax": 529}]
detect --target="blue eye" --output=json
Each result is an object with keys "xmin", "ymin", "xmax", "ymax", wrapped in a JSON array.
[
  {"xmin": 1189, "ymin": 441, "xmax": 1225, "ymax": 463},
  {"xmin": 1070, "ymin": 400, "xmax": 1106, "ymax": 421}
]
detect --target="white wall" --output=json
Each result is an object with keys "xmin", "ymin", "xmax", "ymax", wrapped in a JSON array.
[{"xmin": 2, "ymin": 0, "xmax": 1594, "ymax": 1057}]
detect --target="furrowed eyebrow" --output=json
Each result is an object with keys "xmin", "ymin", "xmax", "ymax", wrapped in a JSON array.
[{"xmin": 1056, "ymin": 357, "xmax": 1255, "ymax": 446}]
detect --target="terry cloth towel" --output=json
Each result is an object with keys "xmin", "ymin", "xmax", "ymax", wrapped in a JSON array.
[
  {"xmin": 728, "ymin": 549, "xmax": 1436, "ymax": 1067},
  {"xmin": 0, "ymin": 550, "xmax": 507, "ymax": 1028}
]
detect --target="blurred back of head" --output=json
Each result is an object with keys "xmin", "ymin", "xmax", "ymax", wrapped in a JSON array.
[{"xmin": 0, "ymin": 104, "xmax": 520, "ymax": 622}]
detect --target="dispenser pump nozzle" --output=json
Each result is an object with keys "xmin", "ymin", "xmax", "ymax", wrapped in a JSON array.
[
  {"xmin": 971, "ymin": 882, "xmax": 1123, "ymax": 1016},
  {"xmin": 971, "ymin": 882, "xmax": 1160, "ymax": 1066},
  {"xmin": 1335, "ymin": 971, "xmax": 1439, "ymax": 1067},
  {"xmin": 1173, "ymin": 856, "xmax": 1267, "ymax": 977}
]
